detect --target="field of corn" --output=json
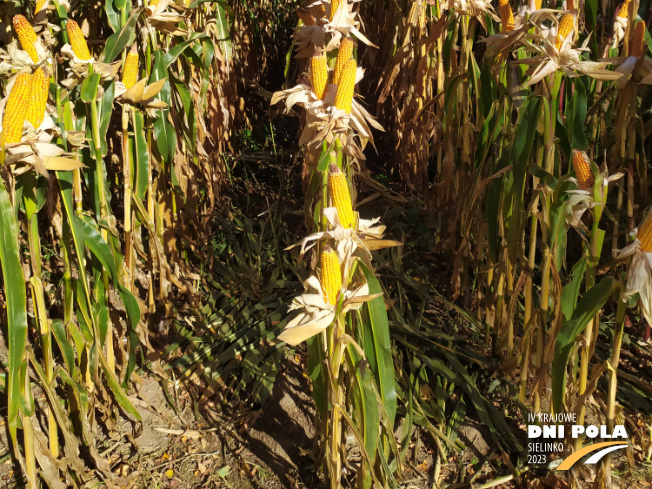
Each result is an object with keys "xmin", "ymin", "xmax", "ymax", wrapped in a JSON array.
[{"xmin": 1, "ymin": 0, "xmax": 652, "ymax": 487}]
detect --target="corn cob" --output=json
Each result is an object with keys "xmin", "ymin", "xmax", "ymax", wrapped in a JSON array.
[
  {"xmin": 618, "ymin": 0, "xmax": 632, "ymax": 18},
  {"xmin": 499, "ymin": 0, "xmax": 514, "ymax": 32},
  {"xmin": 555, "ymin": 13, "xmax": 574, "ymax": 50},
  {"xmin": 310, "ymin": 55, "xmax": 328, "ymax": 100},
  {"xmin": 571, "ymin": 150, "xmax": 594, "ymax": 191},
  {"xmin": 320, "ymin": 246, "xmax": 342, "ymax": 306},
  {"xmin": 334, "ymin": 58, "xmax": 356, "ymax": 114},
  {"xmin": 334, "ymin": 38, "xmax": 354, "ymax": 86},
  {"xmin": 149, "ymin": 0, "xmax": 160, "ymax": 6},
  {"xmin": 329, "ymin": 164, "xmax": 355, "ymax": 229},
  {"xmin": 330, "ymin": 0, "xmax": 341, "ymax": 21},
  {"xmin": 122, "ymin": 47, "xmax": 139, "ymax": 89},
  {"xmin": 26, "ymin": 68, "xmax": 49, "ymax": 129},
  {"xmin": 534, "ymin": 0, "xmax": 542, "ymax": 9},
  {"xmin": 13, "ymin": 15, "xmax": 39, "ymax": 63},
  {"xmin": 2, "ymin": 73, "xmax": 32, "ymax": 145},
  {"xmin": 66, "ymin": 19, "xmax": 91, "ymax": 61},
  {"xmin": 631, "ymin": 20, "xmax": 646, "ymax": 57},
  {"xmin": 36, "ymin": 0, "xmax": 49, "ymax": 13}
]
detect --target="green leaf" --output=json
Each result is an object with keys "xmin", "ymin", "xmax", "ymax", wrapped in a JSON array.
[
  {"xmin": 163, "ymin": 34, "xmax": 209, "ymax": 68},
  {"xmin": 346, "ymin": 343, "xmax": 379, "ymax": 489},
  {"xmin": 150, "ymin": 52, "xmax": 171, "ymax": 105},
  {"xmin": 99, "ymin": 353, "xmax": 142, "ymax": 421},
  {"xmin": 51, "ymin": 320, "xmax": 75, "ymax": 374},
  {"xmin": 506, "ymin": 96, "xmax": 541, "ymax": 263},
  {"xmin": 0, "ymin": 176, "xmax": 28, "ymax": 446},
  {"xmin": 105, "ymin": 0, "xmax": 121, "ymax": 32},
  {"xmin": 214, "ymin": 2, "xmax": 232, "ymax": 59},
  {"xmin": 133, "ymin": 111, "xmax": 149, "ymax": 199},
  {"xmin": 102, "ymin": 8, "xmax": 140, "ymax": 63},
  {"xmin": 560, "ymin": 256, "xmax": 587, "ymax": 322},
  {"xmin": 153, "ymin": 117, "xmax": 176, "ymax": 166},
  {"xmin": 570, "ymin": 78, "xmax": 587, "ymax": 151},
  {"xmin": 74, "ymin": 215, "xmax": 118, "ymax": 282},
  {"xmin": 100, "ymin": 81, "xmax": 116, "ymax": 157},
  {"xmin": 359, "ymin": 265, "xmax": 397, "ymax": 425},
  {"xmin": 80, "ymin": 73, "xmax": 101, "ymax": 103},
  {"xmin": 307, "ymin": 334, "xmax": 328, "ymax": 415},
  {"xmin": 118, "ymin": 284, "xmax": 141, "ymax": 388},
  {"xmin": 551, "ymin": 277, "xmax": 616, "ymax": 413}
]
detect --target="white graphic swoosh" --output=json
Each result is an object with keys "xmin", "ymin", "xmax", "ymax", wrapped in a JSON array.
[{"xmin": 584, "ymin": 444, "xmax": 628, "ymax": 464}]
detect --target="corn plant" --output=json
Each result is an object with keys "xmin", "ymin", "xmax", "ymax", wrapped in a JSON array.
[
  {"xmin": 0, "ymin": 0, "xmax": 232, "ymax": 485},
  {"xmin": 355, "ymin": 0, "xmax": 652, "ymax": 484},
  {"xmin": 271, "ymin": 1, "xmax": 404, "ymax": 486}
]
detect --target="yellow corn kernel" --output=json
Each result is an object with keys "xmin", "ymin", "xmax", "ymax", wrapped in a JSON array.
[
  {"xmin": 36, "ymin": 0, "xmax": 49, "ymax": 13},
  {"xmin": 330, "ymin": 0, "xmax": 341, "ymax": 21},
  {"xmin": 631, "ymin": 20, "xmax": 646, "ymax": 57},
  {"xmin": 26, "ymin": 68, "xmax": 49, "ymax": 129},
  {"xmin": 66, "ymin": 19, "xmax": 91, "ymax": 61},
  {"xmin": 334, "ymin": 58, "xmax": 356, "ymax": 114},
  {"xmin": 329, "ymin": 164, "xmax": 355, "ymax": 229},
  {"xmin": 310, "ymin": 55, "xmax": 327, "ymax": 100},
  {"xmin": 122, "ymin": 47, "xmax": 139, "ymax": 89},
  {"xmin": 555, "ymin": 13, "xmax": 574, "ymax": 50},
  {"xmin": 320, "ymin": 246, "xmax": 342, "ymax": 306},
  {"xmin": 571, "ymin": 150, "xmax": 594, "ymax": 191},
  {"xmin": 2, "ymin": 73, "xmax": 32, "ymax": 145},
  {"xmin": 499, "ymin": 0, "xmax": 514, "ymax": 32},
  {"xmin": 618, "ymin": 0, "xmax": 632, "ymax": 18},
  {"xmin": 334, "ymin": 38, "xmax": 354, "ymax": 86},
  {"xmin": 13, "ymin": 15, "xmax": 39, "ymax": 63}
]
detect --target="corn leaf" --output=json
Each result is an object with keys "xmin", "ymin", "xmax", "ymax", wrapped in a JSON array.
[
  {"xmin": 102, "ymin": 8, "xmax": 140, "ymax": 63},
  {"xmin": 133, "ymin": 111, "xmax": 149, "ymax": 199},
  {"xmin": 359, "ymin": 264, "xmax": 397, "ymax": 425},
  {"xmin": 551, "ymin": 277, "xmax": 615, "ymax": 413},
  {"xmin": 0, "ymin": 176, "xmax": 28, "ymax": 446}
]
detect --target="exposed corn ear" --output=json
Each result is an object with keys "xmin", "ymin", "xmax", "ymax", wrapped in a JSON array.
[
  {"xmin": 13, "ymin": 15, "xmax": 39, "ymax": 63},
  {"xmin": 26, "ymin": 68, "xmax": 49, "ymax": 129},
  {"xmin": 637, "ymin": 214, "xmax": 652, "ymax": 252},
  {"xmin": 310, "ymin": 55, "xmax": 328, "ymax": 100},
  {"xmin": 330, "ymin": 0, "xmax": 341, "ymax": 21},
  {"xmin": 534, "ymin": 0, "xmax": 543, "ymax": 9},
  {"xmin": 149, "ymin": 0, "xmax": 160, "ymax": 6},
  {"xmin": 499, "ymin": 0, "xmax": 514, "ymax": 32},
  {"xmin": 66, "ymin": 19, "xmax": 91, "ymax": 61},
  {"xmin": 555, "ymin": 13, "xmax": 574, "ymax": 50},
  {"xmin": 631, "ymin": 20, "xmax": 646, "ymax": 57},
  {"xmin": 334, "ymin": 38, "xmax": 354, "ymax": 86},
  {"xmin": 2, "ymin": 73, "xmax": 32, "ymax": 145},
  {"xmin": 122, "ymin": 47, "xmax": 139, "ymax": 90},
  {"xmin": 329, "ymin": 164, "xmax": 355, "ymax": 229},
  {"xmin": 618, "ymin": 0, "xmax": 632, "ymax": 18},
  {"xmin": 320, "ymin": 246, "xmax": 342, "ymax": 306},
  {"xmin": 35, "ymin": 0, "xmax": 49, "ymax": 13},
  {"xmin": 334, "ymin": 58, "xmax": 356, "ymax": 114},
  {"xmin": 572, "ymin": 150, "xmax": 595, "ymax": 191}
]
